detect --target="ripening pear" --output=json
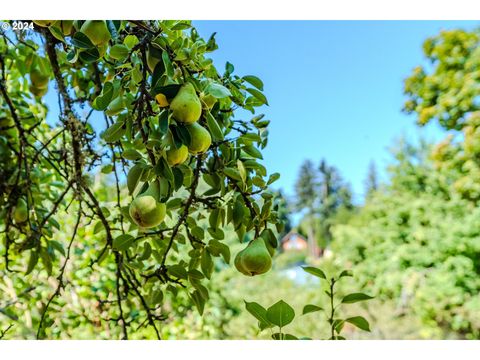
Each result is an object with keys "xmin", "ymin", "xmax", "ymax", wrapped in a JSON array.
[
  {"xmin": 166, "ymin": 144, "xmax": 189, "ymax": 166},
  {"xmin": 30, "ymin": 68, "xmax": 49, "ymax": 89},
  {"xmin": 129, "ymin": 196, "xmax": 166, "ymax": 228},
  {"xmin": 200, "ymin": 93, "xmax": 217, "ymax": 109},
  {"xmin": 33, "ymin": 20, "xmax": 56, "ymax": 27},
  {"xmin": 13, "ymin": 198, "xmax": 28, "ymax": 224},
  {"xmin": 155, "ymin": 93, "xmax": 169, "ymax": 107},
  {"xmin": 262, "ymin": 237, "xmax": 276, "ymax": 257},
  {"xmin": 185, "ymin": 123, "xmax": 211, "ymax": 154},
  {"xmin": 234, "ymin": 251, "xmax": 250, "ymax": 276},
  {"xmin": 29, "ymin": 84, "xmax": 48, "ymax": 98},
  {"xmin": 234, "ymin": 238, "xmax": 272, "ymax": 276},
  {"xmin": 170, "ymin": 83, "xmax": 202, "ymax": 124},
  {"xmin": 80, "ymin": 20, "xmax": 111, "ymax": 46},
  {"xmin": 129, "ymin": 194, "xmax": 166, "ymax": 229}
]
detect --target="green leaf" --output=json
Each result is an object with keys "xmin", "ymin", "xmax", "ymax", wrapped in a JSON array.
[
  {"xmin": 245, "ymin": 301, "xmax": 272, "ymax": 329},
  {"xmin": 267, "ymin": 172, "xmax": 280, "ymax": 185},
  {"xmin": 162, "ymin": 51, "xmax": 174, "ymax": 77},
  {"xmin": 205, "ymin": 82, "xmax": 231, "ymax": 98},
  {"xmin": 49, "ymin": 240, "xmax": 65, "ymax": 256},
  {"xmin": 207, "ymin": 227, "xmax": 224, "ymax": 240},
  {"xmin": 71, "ymin": 32, "xmax": 94, "ymax": 49},
  {"xmin": 224, "ymin": 167, "xmax": 242, "ymax": 181},
  {"xmin": 208, "ymin": 240, "xmax": 230, "ymax": 264},
  {"xmin": 92, "ymin": 82, "xmax": 114, "ymax": 111},
  {"xmin": 272, "ymin": 333, "xmax": 298, "ymax": 340},
  {"xmin": 302, "ymin": 304, "xmax": 323, "ymax": 315},
  {"xmin": 127, "ymin": 163, "xmax": 146, "ymax": 195},
  {"xmin": 158, "ymin": 111, "xmax": 169, "ymax": 136},
  {"xmin": 243, "ymin": 145, "xmax": 263, "ymax": 159},
  {"xmin": 225, "ymin": 61, "xmax": 234, "ymax": 76},
  {"xmin": 266, "ymin": 300, "xmax": 295, "ymax": 327},
  {"xmin": 339, "ymin": 269, "xmax": 353, "ymax": 278},
  {"xmin": 243, "ymin": 75, "xmax": 264, "ymax": 91},
  {"xmin": 102, "ymin": 120, "xmax": 125, "ymax": 143},
  {"xmin": 123, "ymin": 149, "xmax": 142, "ymax": 161},
  {"xmin": 171, "ymin": 21, "xmax": 191, "ymax": 30},
  {"xmin": 201, "ymin": 250, "xmax": 214, "ymax": 279},
  {"xmin": 205, "ymin": 111, "xmax": 224, "ymax": 141},
  {"xmin": 246, "ymin": 88, "xmax": 268, "ymax": 105},
  {"xmin": 26, "ymin": 251, "xmax": 39, "ymax": 275},
  {"xmin": 109, "ymin": 44, "xmax": 129, "ymax": 61},
  {"xmin": 78, "ymin": 47, "xmax": 100, "ymax": 63},
  {"xmin": 168, "ymin": 264, "xmax": 187, "ymax": 279},
  {"xmin": 241, "ymin": 133, "xmax": 262, "ymax": 142},
  {"xmin": 345, "ymin": 316, "xmax": 371, "ymax": 332},
  {"xmin": 302, "ymin": 266, "xmax": 327, "ymax": 279},
  {"xmin": 101, "ymin": 164, "xmax": 113, "ymax": 174},
  {"xmin": 341, "ymin": 293, "xmax": 374, "ymax": 304},
  {"xmin": 232, "ymin": 199, "xmax": 245, "ymax": 229},
  {"xmin": 93, "ymin": 220, "xmax": 105, "ymax": 234},
  {"xmin": 237, "ymin": 160, "xmax": 247, "ymax": 183},
  {"xmin": 191, "ymin": 290, "xmax": 205, "ymax": 315},
  {"xmin": 39, "ymin": 248, "xmax": 52, "ymax": 276},
  {"xmin": 113, "ymin": 234, "xmax": 135, "ymax": 251},
  {"xmin": 123, "ymin": 34, "xmax": 139, "ymax": 49}
]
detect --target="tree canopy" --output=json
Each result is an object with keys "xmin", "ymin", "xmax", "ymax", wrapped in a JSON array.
[{"xmin": 0, "ymin": 20, "xmax": 281, "ymax": 339}]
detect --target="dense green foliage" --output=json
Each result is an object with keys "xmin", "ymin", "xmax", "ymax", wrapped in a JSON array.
[
  {"xmin": 0, "ymin": 20, "xmax": 281, "ymax": 339},
  {"xmin": 331, "ymin": 27, "xmax": 480, "ymax": 339}
]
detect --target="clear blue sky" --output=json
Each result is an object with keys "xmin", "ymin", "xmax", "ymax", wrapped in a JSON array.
[{"xmin": 193, "ymin": 21, "xmax": 478, "ymax": 203}]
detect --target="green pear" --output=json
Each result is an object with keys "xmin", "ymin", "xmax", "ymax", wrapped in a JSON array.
[
  {"xmin": 234, "ymin": 238, "xmax": 272, "ymax": 276},
  {"xmin": 33, "ymin": 20, "xmax": 56, "ymax": 27},
  {"xmin": 13, "ymin": 198, "xmax": 28, "ymax": 224},
  {"xmin": 155, "ymin": 93, "xmax": 169, "ymax": 107},
  {"xmin": 30, "ymin": 68, "xmax": 49, "ymax": 89},
  {"xmin": 80, "ymin": 20, "xmax": 111, "ymax": 46},
  {"xmin": 185, "ymin": 123, "xmax": 211, "ymax": 155},
  {"xmin": 200, "ymin": 93, "xmax": 217, "ymax": 109},
  {"xmin": 234, "ymin": 251, "xmax": 250, "ymax": 276},
  {"xmin": 129, "ymin": 195, "xmax": 166, "ymax": 228},
  {"xmin": 170, "ymin": 83, "xmax": 202, "ymax": 124},
  {"xmin": 262, "ymin": 237, "xmax": 275, "ymax": 257},
  {"xmin": 29, "ymin": 84, "xmax": 48, "ymax": 98},
  {"xmin": 166, "ymin": 145, "xmax": 189, "ymax": 166}
]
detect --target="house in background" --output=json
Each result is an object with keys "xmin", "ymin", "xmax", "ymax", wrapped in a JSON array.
[{"xmin": 280, "ymin": 231, "xmax": 308, "ymax": 252}]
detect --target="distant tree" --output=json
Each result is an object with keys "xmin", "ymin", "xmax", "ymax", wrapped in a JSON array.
[
  {"xmin": 364, "ymin": 160, "xmax": 378, "ymax": 197},
  {"xmin": 317, "ymin": 159, "xmax": 353, "ymax": 250},
  {"xmin": 294, "ymin": 159, "xmax": 353, "ymax": 257},
  {"xmin": 294, "ymin": 159, "xmax": 319, "ymax": 258},
  {"xmin": 272, "ymin": 189, "xmax": 292, "ymax": 239}
]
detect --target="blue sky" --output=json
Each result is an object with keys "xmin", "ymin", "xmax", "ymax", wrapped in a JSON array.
[{"xmin": 193, "ymin": 21, "xmax": 478, "ymax": 203}]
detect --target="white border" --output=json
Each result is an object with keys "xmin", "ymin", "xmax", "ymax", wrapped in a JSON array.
[
  {"xmin": 1, "ymin": 340, "xmax": 480, "ymax": 359},
  {"xmin": 1, "ymin": 0, "xmax": 480, "ymax": 20}
]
